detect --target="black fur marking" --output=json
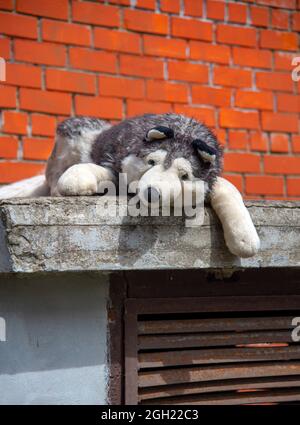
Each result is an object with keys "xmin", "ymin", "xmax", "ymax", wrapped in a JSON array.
[
  {"xmin": 146, "ymin": 126, "xmax": 174, "ymax": 141},
  {"xmin": 192, "ymin": 139, "xmax": 217, "ymax": 156}
]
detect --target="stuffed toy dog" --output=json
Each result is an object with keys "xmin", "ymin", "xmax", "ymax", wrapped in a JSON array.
[{"xmin": 0, "ymin": 113, "xmax": 260, "ymax": 258}]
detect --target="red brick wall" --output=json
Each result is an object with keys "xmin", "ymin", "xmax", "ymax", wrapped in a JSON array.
[{"xmin": 0, "ymin": 0, "xmax": 299, "ymax": 199}]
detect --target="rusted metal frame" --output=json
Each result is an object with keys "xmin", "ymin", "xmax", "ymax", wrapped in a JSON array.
[
  {"xmin": 138, "ymin": 346, "xmax": 300, "ymax": 368},
  {"xmin": 138, "ymin": 316, "xmax": 294, "ymax": 334},
  {"xmin": 126, "ymin": 295, "xmax": 300, "ymax": 315},
  {"xmin": 139, "ymin": 376, "xmax": 300, "ymax": 401},
  {"xmin": 126, "ymin": 269, "xmax": 300, "ymax": 299},
  {"xmin": 124, "ymin": 300, "xmax": 139, "ymax": 405},
  {"xmin": 140, "ymin": 388, "xmax": 300, "ymax": 405},
  {"xmin": 107, "ymin": 273, "xmax": 127, "ymax": 405}
]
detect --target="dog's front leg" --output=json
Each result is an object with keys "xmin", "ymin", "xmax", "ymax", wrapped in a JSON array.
[
  {"xmin": 210, "ymin": 177, "xmax": 260, "ymax": 258},
  {"xmin": 55, "ymin": 163, "xmax": 115, "ymax": 196}
]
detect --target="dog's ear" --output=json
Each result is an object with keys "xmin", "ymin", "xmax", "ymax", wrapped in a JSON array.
[
  {"xmin": 145, "ymin": 126, "xmax": 174, "ymax": 141},
  {"xmin": 192, "ymin": 139, "xmax": 217, "ymax": 164}
]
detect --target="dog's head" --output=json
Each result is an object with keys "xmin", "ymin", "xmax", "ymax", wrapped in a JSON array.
[{"xmin": 120, "ymin": 114, "xmax": 223, "ymax": 207}]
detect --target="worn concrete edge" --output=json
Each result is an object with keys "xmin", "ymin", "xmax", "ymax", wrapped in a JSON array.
[{"xmin": 0, "ymin": 198, "xmax": 299, "ymax": 273}]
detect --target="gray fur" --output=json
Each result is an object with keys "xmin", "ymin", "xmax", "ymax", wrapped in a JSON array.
[{"xmin": 91, "ymin": 113, "xmax": 223, "ymax": 192}]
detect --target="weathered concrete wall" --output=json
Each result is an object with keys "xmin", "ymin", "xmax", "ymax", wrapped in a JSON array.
[
  {"xmin": 0, "ymin": 198, "xmax": 299, "ymax": 272},
  {"xmin": 0, "ymin": 273, "xmax": 109, "ymax": 405}
]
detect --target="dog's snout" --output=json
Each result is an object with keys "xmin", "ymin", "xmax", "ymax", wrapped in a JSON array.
[{"xmin": 145, "ymin": 186, "xmax": 160, "ymax": 204}]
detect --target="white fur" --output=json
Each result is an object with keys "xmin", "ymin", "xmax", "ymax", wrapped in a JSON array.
[
  {"xmin": 210, "ymin": 177, "xmax": 260, "ymax": 258},
  {"xmin": 56, "ymin": 163, "xmax": 115, "ymax": 196},
  {"xmin": 121, "ymin": 154, "xmax": 148, "ymax": 184},
  {"xmin": 0, "ymin": 175, "xmax": 49, "ymax": 199}
]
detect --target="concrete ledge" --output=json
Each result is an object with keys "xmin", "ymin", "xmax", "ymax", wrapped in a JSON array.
[{"xmin": 0, "ymin": 197, "xmax": 299, "ymax": 273}]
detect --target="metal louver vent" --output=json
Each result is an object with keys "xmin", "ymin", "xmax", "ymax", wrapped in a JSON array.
[{"xmin": 124, "ymin": 297, "xmax": 300, "ymax": 405}]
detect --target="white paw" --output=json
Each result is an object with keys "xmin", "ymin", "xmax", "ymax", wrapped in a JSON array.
[
  {"xmin": 57, "ymin": 164, "xmax": 98, "ymax": 196},
  {"xmin": 224, "ymin": 222, "xmax": 260, "ymax": 258}
]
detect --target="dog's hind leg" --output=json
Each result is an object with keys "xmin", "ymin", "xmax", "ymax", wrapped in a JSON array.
[
  {"xmin": 56, "ymin": 163, "xmax": 115, "ymax": 196},
  {"xmin": 210, "ymin": 177, "xmax": 260, "ymax": 258}
]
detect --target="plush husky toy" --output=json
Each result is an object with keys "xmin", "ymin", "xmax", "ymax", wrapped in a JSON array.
[{"xmin": 0, "ymin": 113, "xmax": 260, "ymax": 258}]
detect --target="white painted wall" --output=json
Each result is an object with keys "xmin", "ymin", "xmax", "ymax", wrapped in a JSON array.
[{"xmin": 0, "ymin": 273, "xmax": 109, "ymax": 405}]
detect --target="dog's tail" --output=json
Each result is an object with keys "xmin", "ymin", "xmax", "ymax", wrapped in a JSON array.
[{"xmin": 0, "ymin": 175, "xmax": 50, "ymax": 199}]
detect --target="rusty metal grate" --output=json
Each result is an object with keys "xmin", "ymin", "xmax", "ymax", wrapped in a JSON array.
[{"xmin": 124, "ymin": 296, "xmax": 300, "ymax": 405}]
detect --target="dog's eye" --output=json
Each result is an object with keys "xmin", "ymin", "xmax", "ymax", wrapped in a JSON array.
[
  {"xmin": 147, "ymin": 159, "xmax": 156, "ymax": 166},
  {"xmin": 181, "ymin": 174, "xmax": 189, "ymax": 181}
]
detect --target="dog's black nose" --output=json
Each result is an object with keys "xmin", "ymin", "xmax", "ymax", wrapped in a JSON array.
[{"xmin": 146, "ymin": 187, "xmax": 160, "ymax": 204}]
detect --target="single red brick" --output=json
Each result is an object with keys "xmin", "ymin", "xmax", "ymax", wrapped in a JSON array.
[
  {"xmin": 42, "ymin": 19, "xmax": 91, "ymax": 46},
  {"xmin": 250, "ymin": 5, "xmax": 269, "ymax": 27},
  {"xmin": 99, "ymin": 76, "xmax": 144, "ymax": 99},
  {"xmin": 32, "ymin": 114, "xmax": 57, "ymax": 137},
  {"xmin": 2, "ymin": 111, "xmax": 28, "ymax": 135},
  {"xmin": 172, "ymin": 17, "xmax": 212, "ymax": 41},
  {"xmin": 23, "ymin": 137, "xmax": 54, "ymax": 160},
  {"xmin": 136, "ymin": 0, "xmax": 155, "ymax": 9},
  {"xmin": 124, "ymin": 9, "xmax": 168, "ymax": 35},
  {"xmin": 146, "ymin": 80, "xmax": 188, "ymax": 103},
  {"xmin": 220, "ymin": 109, "xmax": 260, "ymax": 129},
  {"xmin": 46, "ymin": 69, "xmax": 95, "ymax": 94},
  {"xmin": 144, "ymin": 35, "xmax": 186, "ymax": 59},
  {"xmin": 0, "ymin": 11, "xmax": 37, "ymax": 39},
  {"xmin": 174, "ymin": 105, "xmax": 215, "ymax": 127},
  {"xmin": 228, "ymin": 3, "xmax": 247, "ymax": 23},
  {"xmin": 94, "ymin": 28, "xmax": 141, "ymax": 54},
  {"xmin": 292, "ymin": 135, "xmax": 300, "ymax": 152},
  {"xmin": 192, "ymin": 86, "xmax": 231, "ymax": 107},
  {"xmin": 160, "ymin": 0, "xmax": 180, "ymax": 13},
  {"xmin": 277, "ymin": 93, "xmax": 300, "ymax": 113},
  {"xmin": 260, "ymin": 30, "xmax": 298, "ymax": 51},
  {"xmin": 127, "ymin": 99, "xmax": 172, "ymax": 117},
  {"xmin": 246, "ymin": 175, "xmax": 284, "ymax": 195},
  {"xmin": 262, "ymin": 112, "xmax": 298, "ymax": 132},
  {"xmin": 0, "ymin": 162, "xmax": 45, "ymax": 183},
  {"xmin": 222, "ymin": 174, "xmax": 243, "ymax": 192},
  {"xmin": 264, "ymin": 156, "xmax": 300, "ymax": 175},
  {"xmin": 0, "ymin": 136, "xmax": 18, "ymax": 158},
  {"xmin": 214, "ymin": 66, "xmax": 252, "ymax": 88},
  {"xmin": 70, "ymin": 47, "xmax": 117, "ymax": 73},
  {"xmin": 169, "ymin": 61, "xmax": 208, "ymax": 83},
  {"xmin": 72, "ymin": 1, "xmax": 120, "ymax": 27},
  {"xmin": 17, "ymin": 0, "xmax": 68, "ymax": 20},
  {"xmin": 184, "ymin": 0, "xmax": 203, "ymax": 16},
  {"xmin": 287, "ymin": 178, "xmax": 300, "ymax": 196},
  {"xmin": 15, "ymin": 39, "xmax": 66, "ymax": 66},
  {"xmin": 3, "ymin": 63, "xmax": 41, "ymax": 88},
  {"xmin": 257, "ymin": 0, "xmax": 295, "ymax": 9},
  {"xmin": 108, "ymin": 0, "xmax": 130, "ymax": 4},
  {"xmin": 20, "ymin": 88, "xmax": 72, "ymax": 115},
  {"xmin": 215, "ymin": 129, "xmax": 226, "ymax": 147},
  {"xmin": 109, "ymin": 0, "xmax": 130, "ymax": 4},
  {"xmin": 75, "ymin": 96, "xmax": 123, "ymax": 120},
  {"xmin": 293, "ymin": 12, "xmax": 300, "ymax": 30},
  {"xmin": 270, "ymin": 133, "xmax": 289, "ymax": 152},
  {"xmin": 0, "ymin": 37, "xmax": 10, "ymax": 59},
  {"xmin": 235, "ymin": 90, "xmax": 273, "ymax": 110},
  {"xmin": 224, "ymin": 153, "xmax": 261, "ymax": 173},
  {"xmin": 0, "ymin": 0, "xmax": 13, "ymax": 10},
  {"xmin": 271, "ymin": 9, "xmax": 289, "ymax": 29},
  {"xmin": 228, "ymin": 131, "xmax": 249, "ymax": 150},
  {"xmin": 120, "ymin": 54, "xmax": 164, "ymax": 79},
  {"xmin": 250, "ymin": 132, "xmax": 268, "ymax": 152},
  {"xmin": 274, "ymin": 52, "xmax": 295, "ymax": 70},
  {"xmin": 232, "ymin": 47, "xmax": 272, "ymax": 69},
  {"xmin": 0, "ymin": 86, "xmax": 16, "ymax": 108},
  {"xmin": 190, "ymin": 41, "xmax": 230, "ymax": 64},
  {"xmin": 256, "ymin": 71, "xmax": 293, "ymax": 92},
  {"xmin": 217, "ymin": 24, "xmax": 257, "ymax": 47},
  {"xmin": 207, "ymin": 0, "xmax": 225, "ymax": 20}
]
